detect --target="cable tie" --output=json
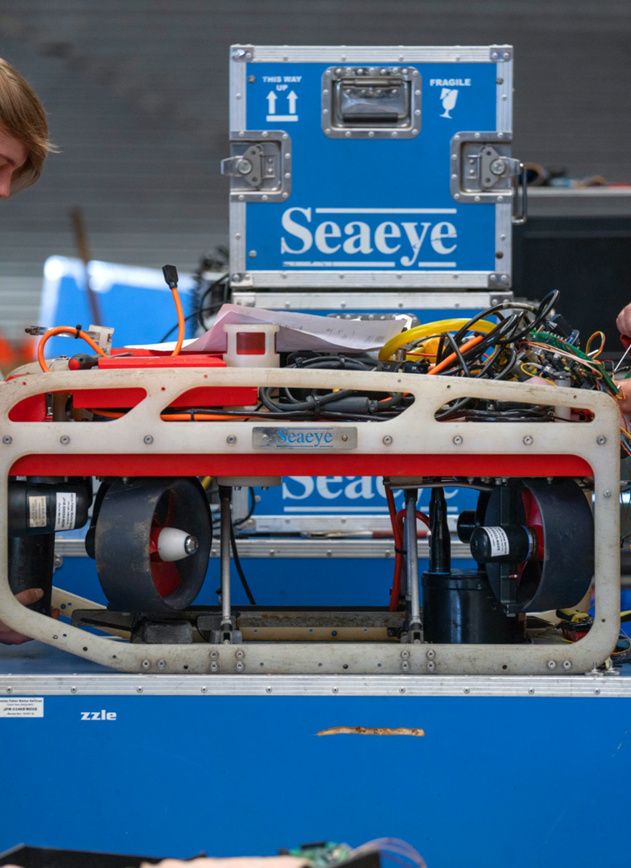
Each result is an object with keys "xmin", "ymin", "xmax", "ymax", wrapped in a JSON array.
[
  {"xmin": 74, "ymin": 324, "xmax": 82, "ymax": 339},
  {"xmin": 394, "ymin": 546, "xmax": 406, "ymax": 555}
]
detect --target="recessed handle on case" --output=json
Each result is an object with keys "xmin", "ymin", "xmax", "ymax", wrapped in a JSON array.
[
  {"xmin": 322, "ymin": 66, "xmax": 421, "ymax": 139},
  {"xmin": 335, "ymin": 76, "xmax": 411, "ymax": 126}
]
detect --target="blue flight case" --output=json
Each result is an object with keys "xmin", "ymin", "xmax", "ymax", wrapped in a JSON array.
[
  {"xmin": 223, "ymin": 44, "xmax": 525, "ymax": 292},
  {"xmin": 1, "ymin": 650, "xmax": 630, "ymax": 868}
]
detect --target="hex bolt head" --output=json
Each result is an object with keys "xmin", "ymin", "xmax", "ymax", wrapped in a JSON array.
[
  {"xmin": 382, "ymin": 435, "xmax": 393, "ymax": 446},
  {"xmin": 143, "ymin": 435, "xmax": 154, "ymax": 445},
  {"xmin": 523, "ymin": 435, "xmax": 533, "ymax": 445},
  {"xmin": 2, "ymin": 435, "xmax": 12, "ymax": 445},
  {"xmin": 453, "ymin": 435, "xmax": 463, "ymax": 446},
  {"xmin": 60, "ymin": 435, "xmax": 71, "ymax": 445},
  {"xmin": 490, "ymin": 158, "xmax": 506, "ymax": 176},
  {"xmin": 184, "ymin": 536, "xmax": 198, "ymax": 555},
  {"xmin": 597, "ymin": 436, "xmax": 607, "ymax": 445}
]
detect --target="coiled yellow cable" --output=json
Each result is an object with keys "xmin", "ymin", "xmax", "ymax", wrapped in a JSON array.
[{"xmin": 378, "ymin": 317, "xmax": 497, "ymax": 362}]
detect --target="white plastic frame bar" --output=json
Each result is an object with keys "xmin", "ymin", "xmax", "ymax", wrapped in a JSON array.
[{"xmin": 0, "ymin": 367, "xmax": 620, "ymax": 675}]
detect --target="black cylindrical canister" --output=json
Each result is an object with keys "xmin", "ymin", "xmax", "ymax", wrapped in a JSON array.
[{"xmin": 422, "ymin": 569, "xmax": 525, "ymax": 644}]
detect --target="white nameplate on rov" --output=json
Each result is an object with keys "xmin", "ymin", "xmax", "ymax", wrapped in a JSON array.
[{"xmin": 253, "ymin": 427, "xmax": 358, "ymax": 450}]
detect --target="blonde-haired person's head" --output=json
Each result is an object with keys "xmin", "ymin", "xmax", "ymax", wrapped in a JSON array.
[{"xmin": 0, "ymin": 57, "xmax": 55, "ymax": 193}]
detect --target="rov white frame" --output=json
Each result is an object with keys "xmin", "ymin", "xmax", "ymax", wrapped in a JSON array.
[{"xmin": 0, "ymin": 367, "xmax": 621, "ymax": 675}]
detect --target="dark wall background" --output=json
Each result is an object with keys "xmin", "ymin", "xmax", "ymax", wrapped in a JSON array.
[{"xmin": 0, "ymin": 0, "xmax": 629, "ymax": 337}]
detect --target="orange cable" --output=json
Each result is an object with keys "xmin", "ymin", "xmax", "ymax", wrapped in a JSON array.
[
  {"xmin": 89, "ymin": 409, "xmax": 252, "ymax": 421},
  {"xmin": 37, "ymin": 326, "xmax": 107, "ymax": 373},
  {"xmin": 427, "ymin": 334, "xmax": 484, "ymax": 376},
  {"xmin": 170, "ymin": 286, "xmax": 185, "ymax": 356}
]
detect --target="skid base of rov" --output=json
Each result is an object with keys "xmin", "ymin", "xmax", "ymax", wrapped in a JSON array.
[{"xmin": 0, "ymin": 366, "xmax": 621, "ymax": 675}]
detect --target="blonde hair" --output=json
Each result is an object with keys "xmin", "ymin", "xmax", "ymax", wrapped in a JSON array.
[{"xmin": 0, "ymin": 58, "xmax": 55, "ymax": 192}]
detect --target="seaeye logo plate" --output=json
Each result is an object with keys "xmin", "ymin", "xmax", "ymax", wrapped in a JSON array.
[{"xmin": 253, "ymin": 427, "xmax": 357, "ymax": 450}]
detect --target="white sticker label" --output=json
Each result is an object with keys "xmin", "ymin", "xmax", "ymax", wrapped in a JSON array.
[
  {"xmin": 55, "ymin": 492, "xmax": 77, "ymax": 531},
  {"xmin": 484, "ymin": 526, "xmax": 510, "ymax": 557},
  {"xmin": 28, "ymin": 495, "xmax": 47, "ymax": 528},
  {"xmin": 0, "ymin": 697, "xmax": 44, "ymax": 718}
]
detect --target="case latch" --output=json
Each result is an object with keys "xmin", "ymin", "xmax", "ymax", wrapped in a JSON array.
[
  {"xmin": 221, "ymin": 131, "xmax": 292, "ymax": 201},
  {"xmin": 451, "ymin": 132, "xmax": 527, "ymax": 224}
]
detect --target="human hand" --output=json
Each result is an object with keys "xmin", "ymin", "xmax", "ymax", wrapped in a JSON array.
[
  {"xmin": 616, "ymin": 304, "xmax": 631, "ymax": 341},
  {"xmin": 0, "ymin": 588, "xmax": 59, "ymax": 645}
]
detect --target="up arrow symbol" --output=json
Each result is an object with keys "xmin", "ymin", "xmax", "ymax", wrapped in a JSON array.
[
  {"xmin": 287, "ymin": 91, "xmax": 298, "ymax": 114},
  {"xmin": 267, "ymin": 91, "xmax": 277, "ymax": 114}
]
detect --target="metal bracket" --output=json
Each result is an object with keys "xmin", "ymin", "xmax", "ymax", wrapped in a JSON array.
[
  {"xmin": 479, "ymin": 148, "xmax": 521, "ymax": 191},
  {"xmin": 231, "ymin": 45, "xmax": 254, "ymax": 62},
  {"xmin": 222, "ymin": 146, "xmax": 267, "ymax": 189},
  {"xmin": 210, "ymin": 622, "xmax": 243, "ymax": 645},
  {"xmin": 488, "ymin": 273, "xmax": 511, "ymax": 288},
  {"xmin": 490, "ymin": 46, "xmax": 513, "ymax": 62},
  {"xmin": 222, "ymin": 131, "xmax": 292, "ymax": 202}
]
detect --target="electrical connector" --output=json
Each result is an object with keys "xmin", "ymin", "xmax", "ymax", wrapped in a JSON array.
[{"xmin": 162, "ymin": 264, "xmax": 179, "ymax": 289}]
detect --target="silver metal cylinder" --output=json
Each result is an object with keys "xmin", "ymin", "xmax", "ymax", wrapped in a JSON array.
[
  {"xmin": 405, "ymin": 489, "xmax": 421, "ymax": 629},
  {"xmin": 219, "ymin": 488, "xmax": 232, "ymax": 626}
]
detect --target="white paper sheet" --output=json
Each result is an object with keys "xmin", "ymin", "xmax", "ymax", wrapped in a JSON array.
[{"xmin": 128, "ymin": 304, "xmax": 405, "ymax": 353}]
